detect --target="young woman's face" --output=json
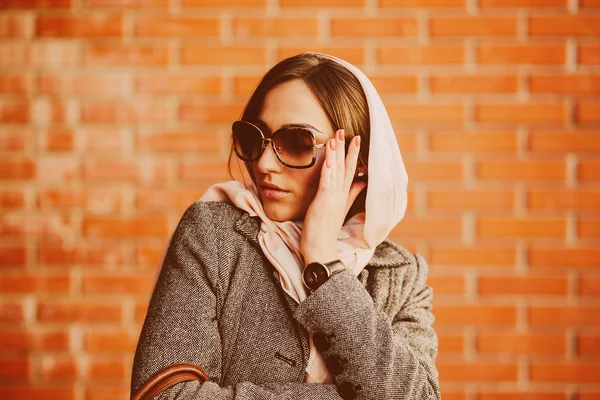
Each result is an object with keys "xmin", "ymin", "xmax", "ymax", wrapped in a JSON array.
[{"xmin": 250, "ymin": 79, "xmax": 334, "ymax": 222}]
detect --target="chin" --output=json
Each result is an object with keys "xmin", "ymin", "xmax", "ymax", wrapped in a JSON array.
[{"xmin": 263, "ymin": 203, "xmax": 303, "ymax": 222}]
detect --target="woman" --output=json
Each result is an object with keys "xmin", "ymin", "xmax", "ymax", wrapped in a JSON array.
[{"xmin": 131, "ymin": 53, "xmax": 440, "ymax": 400}]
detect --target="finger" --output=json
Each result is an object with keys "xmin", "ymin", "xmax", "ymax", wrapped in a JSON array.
[
  {"xmin": 343, "ymin": 136, "xmax": 361, "ymax": 193},
  {"xmin": 344, "ymin": 180, "xmax": 367, "ymax": 216},
  {"xmin": 318, "ymin": 142, "xmax": 332, "ymax": 192},
  {"xmin": 335, "ymin": 129, "xmax": 345, "ymax": 189},
  {"xmin": 326, "ymin": 137, "xmax": 336, "ymax": 184}
]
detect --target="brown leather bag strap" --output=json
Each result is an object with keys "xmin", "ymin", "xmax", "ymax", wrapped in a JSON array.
[{"xmin": 131, "ymin": 363, "xmax": 210, "ymax": 400}]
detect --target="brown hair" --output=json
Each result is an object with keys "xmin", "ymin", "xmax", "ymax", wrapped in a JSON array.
[{"xmin": 227, "ymin": 53, "xmax": 370, "ymax": 216}]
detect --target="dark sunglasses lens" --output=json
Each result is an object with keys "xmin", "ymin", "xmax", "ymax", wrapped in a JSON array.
[
  {"xmin": 232, "ymin": 122, "xmax": 262, "ymax": 161},
  {"xmin": 273, "ymin": 128, "xmax": 315, "ymax": 167}
]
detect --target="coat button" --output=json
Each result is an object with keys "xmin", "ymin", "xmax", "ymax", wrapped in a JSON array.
[
  {"xmin": 325, "ymin": 356, "xmax": 344, "ymax": 375},
  {"xmin": 338, "ymin": 382, "xmax": 358, "ymax": 400},
  {"xmin": 313, "ymin": 333, "xmax": 331, "ymax": 352}
]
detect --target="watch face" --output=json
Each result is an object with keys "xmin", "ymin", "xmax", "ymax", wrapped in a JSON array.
[{"xmin": 303, "ymin": 263, "xmax": 329, "ymax": 291}]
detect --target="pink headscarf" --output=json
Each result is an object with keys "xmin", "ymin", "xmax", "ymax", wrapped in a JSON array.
[{"xmin": 198, "ymin": 53, "xmax": 409, "ymax": 382}]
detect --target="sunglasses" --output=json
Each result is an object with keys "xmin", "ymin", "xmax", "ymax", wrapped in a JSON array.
[{"xmin": 232, "ymin": 120, "xmax": 326, "ymax": 169}]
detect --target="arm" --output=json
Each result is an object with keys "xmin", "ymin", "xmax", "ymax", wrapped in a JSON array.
[
  {"xmin": 131, "ymin": 202, "xmax": 342, "ymax": 399},
  {"xmin": 293, "ymin": 254, "xmax": 440, "ymax": 400}
]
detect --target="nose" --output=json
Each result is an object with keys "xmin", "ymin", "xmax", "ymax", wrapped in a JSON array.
[{"xmin": 255, "ymin": 139, "xmax": 282, "ymax": 174}]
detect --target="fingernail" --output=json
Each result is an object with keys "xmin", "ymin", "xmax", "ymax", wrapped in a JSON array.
[
  {"xmin": 355, "ymin": 136, "xmax": 361, "ymax": 147},
  {"xmin": 329, "ymin": 139, "xmax": 336, "ymax": 150},
  {"xmin": 338, "ymin": 130, "xmax": 345, "ymax": 141},
  {"xmin": 326, "ymin": 159, "xmax": 331, "ymax": 168}
]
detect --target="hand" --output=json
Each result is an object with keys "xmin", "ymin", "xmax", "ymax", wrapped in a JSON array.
[{"xmin": 300, "ymin": 129, "xmax": 367, "ymax": 265}]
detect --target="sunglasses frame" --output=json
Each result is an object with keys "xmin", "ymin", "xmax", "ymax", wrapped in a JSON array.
[{"xmin": 232, "ymin": 120, "xmax": 327, "ymax": 169}]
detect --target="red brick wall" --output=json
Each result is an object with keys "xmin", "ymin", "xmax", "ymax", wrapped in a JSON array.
[{"xmin": 1, "ymin": 0, "xmax": 599, "ymax": 399}]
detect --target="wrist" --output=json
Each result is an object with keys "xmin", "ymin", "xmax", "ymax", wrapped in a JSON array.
[{"xmin": 303, "ymin": 251, "xmax": 338, "ymax": 266}]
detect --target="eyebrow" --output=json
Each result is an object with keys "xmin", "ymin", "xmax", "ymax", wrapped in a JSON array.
[{"xmin": 255, "ymin": 118, "xmax": 325, "ymax": 134}]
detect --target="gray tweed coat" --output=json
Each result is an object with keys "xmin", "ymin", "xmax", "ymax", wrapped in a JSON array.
[{"xmin": 131, "ymin": 201, "xmax": 440, "ymax": 399}]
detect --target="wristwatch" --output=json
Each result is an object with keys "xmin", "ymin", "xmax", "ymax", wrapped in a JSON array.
[{"xmin": 302, "ymin": 259, "xmax": 345, "ymax": 292}]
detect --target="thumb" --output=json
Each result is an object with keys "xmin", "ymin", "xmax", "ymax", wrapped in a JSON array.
[{"xmin": 344, "ymin": 180, "xmax": 367, "ymax": 216}]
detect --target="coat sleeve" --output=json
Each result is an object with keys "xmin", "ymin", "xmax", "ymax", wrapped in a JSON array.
[
  {"xmin": 131, "ymin": 203, "xmax": 343, "ymax": 400},
  {"xmin": 293, "ymin": 254, "xmax": 441, "ymax": 400}
]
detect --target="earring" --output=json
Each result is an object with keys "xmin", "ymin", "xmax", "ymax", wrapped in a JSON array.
[{"xmin": 357, "ymin": 171, "xmax": 365, "ymax": 177}]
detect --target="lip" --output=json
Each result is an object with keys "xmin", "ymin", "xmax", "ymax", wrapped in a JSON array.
[{"xmin": 259, "ymin": 182, "xmax": 291, "ymax": 200}]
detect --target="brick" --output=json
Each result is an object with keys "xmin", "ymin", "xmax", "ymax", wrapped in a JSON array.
[
  {"xmin": 438, "ymin": 362, "xmax": 518, "ymax": 381},
  {"xmin": 578, "ymin": 334, "xmax": 600, "ymax": 355},
  {"xmin": 0, "ymin": 246, "xmax": 27, "ymax": 266},
  {"xmin": 430, "ymin": 131, "xmax": 517, "ymax": 152},
  {"xmin": 0, "ymin": 357, "xmax": 29, "ymax": 379},
  {"xmin": 580, "ymin": 276, "xmax": 600, "ymax": 296},
  {"xmin": 431, "ymin": 75, "xmax": 518, "ymax": 93},
  {"xmin": 387, "ymin": 104, "xmax": 464, "ymax": 123},
  {"xmin": 136, "ymin": 74, "xmax": 220, "ymax": 94},
  {"xmin": 135, "ymin": 189, "xmax": 204, "ymax": 211},
  {"xmin": 234, "ymin": 18, "xmax": 318, "ymax": 37},
  {"xmin": 370, "ymin": 76, "xmax": 418, "ymax": 93},
  {"xmin": 580, "ymin": 44, "xmax": 600, "ymax": 65},
  {"xmin": 281, "ymin": 0, "xmax": 363, "ymax": 5},
  {"xmin": 379, "ymin": 45, "xmax": 464, "ymax": 65},
  {"xmin": 430, "ymin": 247, "xmax": 516, "ymax": 266},
  {"xmin": 136, "ymin": 243, "xmax": 166, "ymax": 267},
  {"xmin": 438, "ymin": 333, "xmax": 464, "ymax": 352},
  {"xmin": 0, "ymin": 15, "xmax": 28, "ymax": 38},
  {"xmin": 85, "ymin": 0, "xmax": 169, "ymax": 6},
  {"xmin": 477, "ymin": 43, "xmax": 565, "ymax": 64},
  {"xmin": 431, "ymin": 17, "xmax": 517, "ymax": 36},
  {"xmin": 477, "ymin": 333, "xmax": 566, "ymax": 355},
  {"xmin": 380, "ymin": 0, "xmax": 465, "ymax": 6},
  {"xmin": 85, "ymin": 385, "xmax": 129, "ymax": 400},
  {"xmin": 84, "ymin": 43, "xmax": 169, "ymax": 66},
  {"xmin": 83, "ymin": 159, "xmax": 171, "ymax": 183},
  {"xmin": 3, "ymin": 0, "xmax": 72, "ymax": 7},
  {"xmin": 38, "ymin": 355, "xmax": 78, "ymax": 380},
  {"xmin": 180, "ymin": 160, "xmax": 229, "ymax": 181},
  {"xmin": 477, "ymin": 218, "xmax": 566, "ymax": 238},
  {"xmin": 579, "ymin": 219, "xmax": 600, "ymax": 237},
  {"xmin": 580, "ymin": 160, "xmax": 600, "ymax": 181},
  {"xmin": 277, "ymin": 47, "xmax": 364, "ymax": 65},
  {"xmin": 38, "ymin": 243, "xmax": 127, "ymax": 266},
  {"xmin": 429, "ymin": 190, "xmax": 514, "ymax": 210},
  {"xmin": 36, "ymin": 157, "xmax": 79, "ymax": 183},
  {"xmin": 81, "ymin": 100, "xmax": 171, "ymax": 123},
  {"xmin": 39, "ymin": 73, "xmax": 130, "ymax": 96},
  {"xmin": 0, "ymin": 386, "xmax": 74, "ymax": 400},
  {"xmin": 135, "ymin": 302, "xmax": 148, "ymax": 322},
  {"xmin": 331, "ymin": 18, "xmax": 418, "ymax": 37},
  {"xmin": 37, "ymin": 16, "xmax": 123, "ymax": 37},
  {"xmin": 528, "ymin": 189, "xmax": 600, "ymax": 210},
  {"xmin": 395, "ymin": 131, "xmax": 418, "ymax": 151},
  {"xmin": 0, "ymin": 100, "xmax": 29, "ymax": 122},
  {"xmin": 135, "ymin": 17, "xmax": 219, "ymax": 37},
  {"xmin": 479, "ymin": 393, "xmax": 566, "ymax": 400},
  {"xmin": 82, "ymin": 274, "xmax": 154, "ymax": 294},
  {"xmin": 530, "ymin": 306, "xmax": 600, "ymax": 326},
  {"xmin": 530, "ymin": 16, "xmax": 600, "ymax": 36},
  {"xmin": 37, "ymin": 302, "xmax": 123, "ymax": 323},
  {"xmin": 577, "ymin": 101, "xmax": 600, "ymax": 123},
  {"xmin": 531, "ymin": 74, "xmax": 600, "ymax": 94},
  {"xmin": 80, "ymin": 126, "xmax": 128, "ymax": 153},
  {"xmin": 183, "ymin": 0, "xmax": 266, "ymax": 6},
  {"xmin": 0, "ymin": 190, "xmax": 26, "ymax": 208},
  {"xmin": 0, "ymin": 73, "xmax": 31, "ymax": 94},
  {"xmin": 477, "ymin": 160, "xmax": 565, "ymax": 181},
  {"xmin": 181, "ymin": 45, "xmax": 266, "ymax": 65},
  {"xmin": 435, "ymin": 304, "xmax": 517, "ymax": 326},
  {"xmin": 0, "ymin": 273, "xmax": 71, "ymax": 293},
  {"xmin": 391, "ymin": 218, "xmax": 462, "ymax": 238},
  {"xmin": 405, "ymin": 161, "xmax": 463, "ymax": 180},
  {"xmin": 0, "ymin": 127, "xmax": 29, "ymax": 150},
  {"xmin": 38, "ymin": 128, "xmax": 73, "ymax": 151},
  {"xmin": 0, "ymin": 160, "xmax": 35, "ymax": 179},
  {"xmin": 529, "ymin": 131, "xmax": 600, "ymax": 152},
  {"xmin": 233, "ymin": 75, "xmax": 262, "ymax": 96},
  {"xmin": 85, "ymin": 331, "xmax": 138, "ymax": 352},
  {"xmin": 179, "ymin": 102, "xmax": 244, "ymax": 123},
  {"xmin": 84, "ymin": 216, "xmax": 168, "ymax": 238},
  {"xmin": 0, "ymin": 302, "xmax": 25, "ymax": 323},
  {"xmin": 476, "ymin": 103, "xmax": 564, "ymax": 123},
  {"xmin": 0, "ymin": 42, "xmax": 79, "ymax": 68},
  {"xmin": 581, "ymin": 0, "xmax": 600, "ymax": 6},
  {"xmin": 580, "ymin": 395, "xmax": 600, "ymax": 400},
  {"xmin": 531, "ymin": 363, "xmax": 600, "ymax": 382},
  {"xmin": 137, "ymin": 131, "xmax": 222, "ymax": 153},
  {"xmin": 530, "ymin": 248, "xmax": 600, "ymax": 269},
  {"xmin": 85, "ymin": 357, "xmax": 126, "ymax": 379},
  {"xmin": 428, "ymin": 275, "xmax": 465, "ymax": 294},
  {"xmin": 481, "ymin": 0, "xmax": 566, "ymax": 5},
  {"xmin": 478, "ymin": 276, "xmax": 568, "ymax": 295},
  {"xmin": 0, "ymin": 329, "xmax": 70, "ymax": 351}
]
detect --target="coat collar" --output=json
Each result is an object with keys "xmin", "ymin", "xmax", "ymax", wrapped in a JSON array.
[{"xmin": 233, "ymin": 212, "xmax": 411, "ymax": 269}]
